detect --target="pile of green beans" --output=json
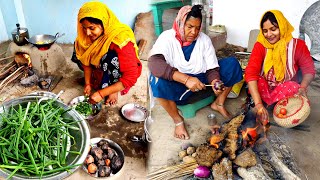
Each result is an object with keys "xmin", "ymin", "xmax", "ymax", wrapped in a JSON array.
[{"xmin": 0, "ymin": 99, "xmax": 82, "ymax": 179}]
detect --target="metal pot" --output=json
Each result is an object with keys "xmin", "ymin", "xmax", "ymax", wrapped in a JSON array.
[
  {"xmin": 0, "ymin": 95, "xmax": 91, "ymax": 180},
  {"xmin": 25, "ymin": 33, "xmax": 65, "ymax": 50},
  {"xmin": 11, "ymin": 23, "xmax": 29, "ymax": 46}
]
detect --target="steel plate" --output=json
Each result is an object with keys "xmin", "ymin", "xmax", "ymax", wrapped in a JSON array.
[{"xmin": 121, "ymin": 103, "xmax": 148, "ymax": 122}]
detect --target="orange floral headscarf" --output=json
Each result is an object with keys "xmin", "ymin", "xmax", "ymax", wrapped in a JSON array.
[
  {"xmin": 172, "ymin": 5, "xmax": 202, "ymax": 46},
  {"xmin": 257, "ymin": 10, "xmax": 294, "ymax": 82},
  {"xmin": 75, "ymin": 1, "xmax": 138, "ymax": 66}
]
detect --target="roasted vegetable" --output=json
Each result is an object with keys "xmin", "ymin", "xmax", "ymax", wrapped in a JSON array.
[
  {"xmin": 91, "ymin": 147, "xmax": 103, "ymax": 160},
  {"xmin": 111, "ymin": 156, "xmax": 123, "ymax": 173},
  {"xmin": 97, "ymin": 139, "xmax": 109, "ymax": 147},
  {"xmin": 98, "ymin": 166, "xmax": 111, "ymax": 177},
  {"xmin": 87, "ymin": 163, "xmax": 97, "ymax": 174},
  {"xmin": 214, "ymin": 80, "xmax": 225, "ymax": 91},
  {"xmin": 107, "ymin": 147, "xmax": 116, "ymax": 160},
  {"xmin": 85, "ymin": 155, "xmax": 95, "ymax": 165}
]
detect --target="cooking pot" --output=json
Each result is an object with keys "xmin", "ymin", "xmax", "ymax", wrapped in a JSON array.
[
  {"xmin": 25, "ymin": 32, "xmax": 65, "ymax": 50},
  {"xmin": 11, "ymin": 23, "xmax": 29, "ymax": 46}
]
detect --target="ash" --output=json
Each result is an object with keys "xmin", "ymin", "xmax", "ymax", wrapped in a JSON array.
[{"xmin": 253, "ymin": 133, "xmax": 302, "ymax": 179}]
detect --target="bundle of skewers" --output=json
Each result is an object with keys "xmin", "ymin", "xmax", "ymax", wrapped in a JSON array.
[{"xmin": 147, "ymin": 162, "xmax": 198, "ymax": 180}]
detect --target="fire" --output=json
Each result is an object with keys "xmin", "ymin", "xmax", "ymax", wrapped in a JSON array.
[
  {"xmin": 209, "ymin": 134, "xmax": 224, "ymax": 149},
  {"xmin": 241, "ymin": 126, "xmax": 258, "ymax": 147},
  {"xmin": 22, "ymin": 53, "xmax": 32, "ymax": 67}
]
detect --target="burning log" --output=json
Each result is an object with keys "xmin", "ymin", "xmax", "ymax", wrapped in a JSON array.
[
  {"xmin": 233, "ymin": 148, "xmax": 257, "ymax": 168},
  {"xmin": 237, "ymin": 164, "xmax": 271, "ymax": 180},
  {"xmin": 209, "ymin": 114, "xmax": 245, "ymax": 160}
]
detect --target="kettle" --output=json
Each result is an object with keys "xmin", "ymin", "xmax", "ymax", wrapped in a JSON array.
[{"xmin": 11, "ymin": 23, "xmax": 29, "ymax": 46}]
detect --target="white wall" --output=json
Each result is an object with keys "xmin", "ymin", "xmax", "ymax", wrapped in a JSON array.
[
  {"xmin": 0, "ymin": 8, "xmax": 8, "ymax": 41},
  {"xmin": 212, "ymin": 0, "xmax": 318, "ymax": 48}
]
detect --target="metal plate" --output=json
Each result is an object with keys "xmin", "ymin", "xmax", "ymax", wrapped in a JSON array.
[{"xmin": 121, "ymin": 103, "xmax": 148, "ymax": 122}]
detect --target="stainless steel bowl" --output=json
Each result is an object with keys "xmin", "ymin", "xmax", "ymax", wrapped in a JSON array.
[
  {"xmin": 83, "ymin": 138, "xmax": 125, "ymax": 178},
  {"xmin": 0, "ymin": 95, "xmax": 91, "ymax": 180}
]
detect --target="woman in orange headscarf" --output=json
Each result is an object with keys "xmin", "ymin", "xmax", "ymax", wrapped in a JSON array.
[
  {"xmin": 245, "ymin": 10, "xmax": 315, "ymax": 121},
  {"xmin": 71, "ymin": 1, "xmax": 142, "ymax": 105}
]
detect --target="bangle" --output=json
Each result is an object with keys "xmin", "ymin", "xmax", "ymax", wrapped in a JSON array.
[
  {"xmin": 85, "ymin": 84, "xmax": 92, "ymax": 88},
  {"xmin": 183, "ymin": 76, "xmax": 190, "ymax": 85},
  {"xmin": 97, "ymin": 90, "xmax": 104, "ymax": 98},
  {"xmin": 299, "ymin": 86, "xmax": 307, "ymax": 92},
  {"xmin": 255, "ymin": 102, "xmax": 263, "ymax": 106},
  {"xmin": 175, "ymin": 121, "xmax": 184, "ymax": 127}
]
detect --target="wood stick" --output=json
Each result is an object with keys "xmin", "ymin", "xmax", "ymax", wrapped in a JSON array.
[
  {"xmin": 148, "ymin": 162, "xmax": 197, "ymax": 180},
  {"xmin": 148, "ymin": 162, "xmax": 197, "ymax": 176},
  {"xmin": 264, "ymin": 140, "xmax": 301, "ymax": 180},
  {"xmin": 0, "ymin": 55, "xmax": 14, "ymax": 62},
  {"xmin": 0, "ymin": 51, "xmax": 6, "ymax": 57},
  {"xmin": 0, "ymin": 66, "xmax": 25, "ymax": 91}
]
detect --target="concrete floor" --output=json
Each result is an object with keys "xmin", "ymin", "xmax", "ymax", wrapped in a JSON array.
[
  {"xmin": 147, "ymin": 62, "xmax": 320, "ymax": 179},
  {"xmin": 0, "ymin": 41, "xmax": 148, "ymax": 180}
]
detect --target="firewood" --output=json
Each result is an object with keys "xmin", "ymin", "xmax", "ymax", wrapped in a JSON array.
[
  {"xmin": 0, "ymin": 66, "xmax": 26, "ymax": 93},
  {"xmin": 0, "ymin": 55, "xmax": 14, "ymax": 63},
  {"xmin": 264, "ymin": 140, "xmax": 301, "ymax": 180},
  {"xmin": 237, "ymin": 164, "xmax": 271, "ymax": 180}
]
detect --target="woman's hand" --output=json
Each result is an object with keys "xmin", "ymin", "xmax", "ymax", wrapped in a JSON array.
[
  {"xmin": 255, "ymin": 103, "xmax": 269, "ymax": 125},
  {"xmin": 105, "ymin": 92, "xmax": 118, "ymax": 105},
  {"xmin": 89, "ymin": 91, "xmax": 103, "ymax": 104},
  {"xmin": 297, "ymin": 87, "xmax": 307, "ymax": 97},
  {"xmin": 185, "ymin": 76, "xmax": 205, "ymax": 92},
  {"xmin": 211, "ymin": 79, "xmax": 225, "ymax": 96},
  {"xmin": 84, "ymin": 84, "xmax": 92, "ymax": 96}
]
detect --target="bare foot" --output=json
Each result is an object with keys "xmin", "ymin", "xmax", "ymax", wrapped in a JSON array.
[
  {"xmin": 211, "ymin": 102, "xmax": 232, "ymax": 119},
  {"xmin": 105, "ymin": 92, "xmax": 118, "ymax": 105},
  {"xmin": 174, "ymin": 122, "xmax": 190, "ymax": 140}
]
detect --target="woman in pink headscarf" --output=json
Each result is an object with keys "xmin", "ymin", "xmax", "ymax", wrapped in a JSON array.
[{"xmin": 148, "ymin": 5, "xmax": 243, "ymax": 140}]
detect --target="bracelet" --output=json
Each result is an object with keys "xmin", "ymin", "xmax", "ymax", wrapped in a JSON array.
[
  {"xmin": 183, "ymin": 76, "xmax": 190, "ymax": 85},
  {"xmin": 97, "ymin": 90, "xmax": 104, "ymax": 98},
  {"xmin": 255, "ymin": 102, "xmax": 263, "ymax": 106},
  {"xmin": 175, "ymin": 121, "xmax": 184, "ymax": 127},
  {"xmin": 299, "ymin": 86, "xmax": 307, "ymax": 92},
  {"xmin": 85, "ymin": 84, "xmax": 92, "ymax": 88}
]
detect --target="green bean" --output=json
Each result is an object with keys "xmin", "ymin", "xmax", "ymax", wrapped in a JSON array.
[
  {"xmin": 20, "ymin": 138, "xmax": 39, "ymax": 174},
  {"xmin": 15, "ymin": 102, "xmax": 31, "ymax": 160},
  {"xmin": 7, "ymin": 162, "xmax": 23, "ymax": 180}
]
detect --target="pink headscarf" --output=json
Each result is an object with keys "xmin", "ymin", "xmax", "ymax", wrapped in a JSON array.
[{"xmin": 172, "ymin": 5, "xmax": 202, "ymax": 46}]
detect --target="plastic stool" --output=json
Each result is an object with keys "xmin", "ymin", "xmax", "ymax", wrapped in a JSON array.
[
  {"xmin": 177, "ymin": 95, "xmax": 215, "ymax": 119},
  {"xmin": 151, "ymin": 0, "xmax": 191, "ymax": 36}
]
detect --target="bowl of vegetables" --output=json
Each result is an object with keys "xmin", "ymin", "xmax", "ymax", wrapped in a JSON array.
[
  {"xmin": 83, "ymin": 138, "xmax": 125, "ymax": 178},
  {"xmin": 69, "ymin": 96, "xmax": 102, "ymax": 119},
  {"xmin": 0, "ymin": 95, "xmax": 91, "ymax": 180}
]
